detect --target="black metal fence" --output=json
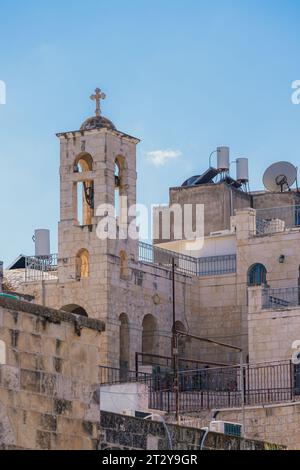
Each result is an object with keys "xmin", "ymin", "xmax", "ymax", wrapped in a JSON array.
[
  {"xmin": 149, "ymin": 360, "xmax": 300, "ymax": 412},
  {"xmin": 139, "ymin": 242, "xmax": 236, "ymax": 278},
  {"xmin": 25, "ymin": 254, "xmax": 58, "ymax": 282},
  {"xmin": 263, "ymin": 287, "xmax": 300, "ymax": 309},
  {"xmin": 99, "ymin": 366, "xmax": 151, "ymax": 385},
  {"xmin": 135, "ymin": 352, "xmax": 229, "ymax": 374},
  {"xmin": 100, "ymin": 360, "xmax": 300, "ymax": 413}
]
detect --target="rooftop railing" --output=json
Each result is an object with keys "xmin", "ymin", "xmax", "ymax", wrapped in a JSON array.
[
  {"xmin": 25, "ymin": 254, "xmax": 58, "ymax": 282},
  {"xmin": 263, "ymin": 287, "xmax": 300, "ymax": 309},
  {"xmin": 256, "ymin": 205, "xmax": 300, "ymax": 236},
  {"xmin": 139, "ymin": 242, "xmax": 236, "ymax": 277},
  {"xmin": 24, "ymin": 243, "xmax": 237, "ymax": 282},
  {"xmin": 198, "ymin": 254, "xmax": 236, "ymax": 276},
  {"xmin": 99, "ymin": 360, "xmax": 300, "ymax": 412},
  {"xmin": 99, "ymin": 365, "xmax": 151, "ymax": 385}
]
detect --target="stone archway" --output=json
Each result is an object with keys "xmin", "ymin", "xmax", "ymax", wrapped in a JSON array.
[
  {"xmin": 61, "ymin": 304, "xmax": 88, "ymax": 317},
  {"xmin": 142, "ymin": 314, "xmax": 157, "ymax": 363}
]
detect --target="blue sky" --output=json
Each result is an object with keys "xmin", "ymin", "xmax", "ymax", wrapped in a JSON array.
[{"xmin": 1, "ymin": 0, "xmax": 300, "ymax": 265}]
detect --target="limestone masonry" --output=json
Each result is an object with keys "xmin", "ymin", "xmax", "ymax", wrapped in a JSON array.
[{"xmin": 2, "ymin": 92, "xmax": 300, "ymax": 449}]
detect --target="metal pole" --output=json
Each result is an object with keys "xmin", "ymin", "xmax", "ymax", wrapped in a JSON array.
[
  {"xmin": 172, "ymin": 258, "xmax": 179, "ymax": 423},
  {"xmin": 240, "ymin": 351, "xmax": 246, "ymax": 442},
  {"xmin": 177, "ymin": 331, "xmax": 242, "ymax": 353},
  {"xmin": 172, "ymin": 258, "xmax": 176, "ymax": 331},
  {"xmin": 135, "ymin": 352, "xmax": 139, "ymax": 380},
  {"xmin": 174, "ymin": 330, "xmax": 245, "ymax": 435}
]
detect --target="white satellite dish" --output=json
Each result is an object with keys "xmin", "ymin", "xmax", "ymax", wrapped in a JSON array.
[{"xmin": 263, "ymin": 161, "xmax": 297, "ymax": 192}]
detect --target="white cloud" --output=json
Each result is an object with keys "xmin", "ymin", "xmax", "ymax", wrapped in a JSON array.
[{"xmin": 147, "ymin": 149, "xmax": 182, "ymax": 167}]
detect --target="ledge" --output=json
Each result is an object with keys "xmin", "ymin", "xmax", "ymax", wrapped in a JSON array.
[{"xmin": 0, "ymin": 296, "xmax": 105, "ymax": 333}]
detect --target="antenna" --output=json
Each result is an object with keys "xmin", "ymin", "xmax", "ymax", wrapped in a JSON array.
[{"xmin": 263, "ymin": 162, "xmax": 297, "ymax": 193}]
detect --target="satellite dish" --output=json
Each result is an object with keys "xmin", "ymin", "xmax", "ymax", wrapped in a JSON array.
[{"xmin": 263, "ymin": 161, "xmax": 297, "ymax": 192}]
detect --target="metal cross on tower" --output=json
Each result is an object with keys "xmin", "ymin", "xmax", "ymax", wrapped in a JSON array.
[{"xmin": 90, "ymin": 88, "xmax": 106, "ymax": 117}]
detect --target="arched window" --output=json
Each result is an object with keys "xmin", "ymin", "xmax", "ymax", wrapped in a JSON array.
[
  {"xmin": 119, "ymin": 313, "xmax": 130, "ymax": 378},
  {"xmin": 248, "ymin": 263, "xmax": 267, "ymax": 286},
  {"xmin": 142, "ymin": 315, "xmax": 157, "ymax": 363},
  {"xmin": 114, "ymin": 156, "xmax": 127, "ymax": 222},
  {"xmin": 76, "ymin": 180, "xmax": 94, "ymax": 226},
  {"xmin": 76, "ymin": 249, "xmax": 90, "ymax": 280},
  {"xmin": 74, "ymin": 153, "xmax": 93, "ymax": 173},
  {"xmin": 120, "ymin": 251, "xmax": 129, "ymax": 280},
  {"xmin": 61, "ymin": 304, "xmax": 88, "ymax": 317},
  {"xmin": 73, "ymin": 154, "xmax": 94, "ymax": 226}
]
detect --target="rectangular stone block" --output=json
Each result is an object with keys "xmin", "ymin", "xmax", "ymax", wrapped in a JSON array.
[
  {"xmin": 20, "ymin": 370, "xmax": 41, "ymax": 393},
  {"xmin": 0, "ymin": 366, "xmax": 20, "ymax": 390}
]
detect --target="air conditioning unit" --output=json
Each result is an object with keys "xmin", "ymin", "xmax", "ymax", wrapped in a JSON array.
[{"xmin": 209, "ymin": 421, "xmax": 243, "ymax": 438}]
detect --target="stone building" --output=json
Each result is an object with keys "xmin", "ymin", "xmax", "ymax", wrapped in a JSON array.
[
  {"xmin": 4, "ymin": 89, "xmax": 300, "ymax": 373},
  {"xmin": 0, "ymin": 296, "xmax": 105, "ymax": 449},
  {"xmin": 3, "ymin": 89, "xmax": 300, "ymax": 449}
]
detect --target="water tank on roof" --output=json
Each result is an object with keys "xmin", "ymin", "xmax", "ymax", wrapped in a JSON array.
[
  {"xmin": 236, "ymin": 158, "xmax": 249, "ymax": 183},
  {"xmin": 217, "ymin": 147, "xmax": 230, "ymax": 171},
  {"xmin": 34, "ymin": 229, "xmax": 50, "ymax": 257}
]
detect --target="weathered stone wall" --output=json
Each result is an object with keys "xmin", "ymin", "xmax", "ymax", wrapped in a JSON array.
[
  {"xmin": 155, "ymin": 182, "xmax": 251, "ymax": 241},
  {"xmin": 209, "ymin": 403, "xmax": 300, "ymax": 450},
  {"xmin": 99, "ymin": 411, "xmax": 284, "ymax": 450},
  {"xmin": 248, "ymin": 287, "xmax": 300, "ymax": 364},
  {"xmin": 189, "ymin": 273, "xmax": 246, "ymax": 364},
  {"xmin": 252, "ymin": 191, "xmax": 300, "ymax": 211},
  {"xmin": 0, "ymin": 297, "xmax": 104, "ymax": 450}
]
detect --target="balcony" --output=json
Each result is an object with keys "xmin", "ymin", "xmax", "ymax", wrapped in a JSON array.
[
  {"xmin": 139, "ymin": 242, "xmax": 236, "ymax": 277},
  {"xmin": 23, "ymin": 243, "xmax": 237, "ymax": 283},
  {"xmin": 262, "ymin": 287, "xmax": 300, "ymax": 310},
  {"xmin": 99, "ymin": 359, "xmax": 300, "ymax": 413}
]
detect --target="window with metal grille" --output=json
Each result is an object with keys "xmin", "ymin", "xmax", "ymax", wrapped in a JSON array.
[
  {"xmin": 248, "ymin": 263, "xmax": 267, "ymax": 286},
  {"xmin": 133, "ymin": 270, "xmax": 143, "ymax": 286}
]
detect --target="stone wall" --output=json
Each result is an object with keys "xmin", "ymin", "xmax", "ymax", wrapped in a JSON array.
[
  {"xmin": 248, "ymin": 286, "xmax": 300, "ymax": 363},
  {"xmin": 0, "ymin": 296, "xmax": 104, "ymax": 450},
  {"xmin": 19, "ymin": 208, "xmax": 300, "ymax": 373},
  {"xmin": 99, "ymin": 411, "xmax": 284, "ymax": 450},
  {"xmin": 211, "ymin": 403, "xmax": 300, "ymax": 450},
  {"xmin": 155, "ymin": 182, "xmax": 251, "ymax": 241}
]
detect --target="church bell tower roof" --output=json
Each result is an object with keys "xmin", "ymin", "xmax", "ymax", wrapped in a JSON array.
[
  {"xmin": 57, "ymin": 87, "xmax": 140, "ymax": 143},
  {"xmin": 80, "ymin": 115, "xmax": 116, "ymax": 131},
  {"xmin": 80, "ymin": 87, "xmax": 116, "ymax": 131}
]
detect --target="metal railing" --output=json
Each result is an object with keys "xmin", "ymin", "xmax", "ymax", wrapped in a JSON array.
[
  {"xmin": 150, "ymin": 360, "xmax": 300, "ymax": 412},
  {"xmin": 99, "ymin": 360, "xmax": 300, "ymax": 412},
  {"xmin": 136, "ymin": 352, "xmax": 229, "ymax": 374},
  {"xmin": 256, "ymin": 205, "xmax": 300, "ymax": 235},
  {"xmin": 263, "ymin": 287, "xmax": 300, "ymax": 309},
  {"xmin": 25, "ymin": 254, "xmax": 58, "ymax": 282},
  {"xmin": 23, "ymin": 244, "xmax": 236, "ymax": 282},
  {"xmin": 139, "ymin": 242, "xmax": 236, "ymax": 277},
  {"xmin": 99, "ymin": 366, "xmax": 151, "ymax": 385},
  {"xmin": 139, "ymin": 242, "xmax": 198, "ymax": 276},
  {"xmin": 198, "ymin": 254, "xmax": 236, "ymax": 276}
]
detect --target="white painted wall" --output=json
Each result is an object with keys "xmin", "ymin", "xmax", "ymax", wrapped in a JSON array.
[
  {"xmin": 158, "ymin": 233, "xmax": 237, "ymax": 258},
  {"xmin": 100, "ymin": 382, "xmax": 149, "ymax": 414}
]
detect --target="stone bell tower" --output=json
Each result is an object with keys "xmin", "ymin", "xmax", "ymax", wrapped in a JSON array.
[{"xmin": 55, "ymin": 88, "xmax": 140, "ymax": 322}]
